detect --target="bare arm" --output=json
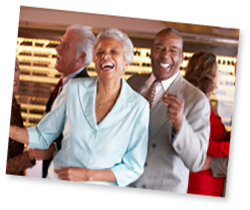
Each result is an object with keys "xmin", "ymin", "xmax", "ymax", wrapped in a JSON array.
[
  {"xmin": 9, "ymin": 125, "xmax": 29, "ymax": 145},
  {"xmin": 54, "ymin": 166, "xmax": 116, "ymax": 182},
  {"xmin": 30, "ymin": 144, "xmax": 56, "ymax": 160},
  {"xmin": 200, "ymin": 156, "xmax": 211, "ymax": 171}
]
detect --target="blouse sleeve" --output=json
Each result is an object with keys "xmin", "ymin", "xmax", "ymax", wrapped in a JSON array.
[
  {"xmin": 207, "ymin": 107, "xmax": 230, "ymax": 158},
  {"xmin": 110, "ymin": 101, "xmax": 149, "ymax": 187},
  {"xmin": 207, "ymin": 139, "xmax": 230, "ymax": 158},
  {"xmin": 27, "ymin": 81, "xmax": 69, "ymax": 149}
]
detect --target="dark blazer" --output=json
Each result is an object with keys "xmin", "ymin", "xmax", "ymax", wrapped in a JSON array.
[{"xmin": 42, "ymin": 68, "xmax": 89, "ymax": 178}]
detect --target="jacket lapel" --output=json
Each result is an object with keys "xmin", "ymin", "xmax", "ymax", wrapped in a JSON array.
[
  {"xmin": 166, "ymin": 73, "xmax": 184, "ymax": 98},
  {"xmin": 77, "ymin": 78, "xmax": 134, "ymax": 130},
  {"xmin": 98, "ymin": 79, "xmax": 134, "ymax": 129},
  {"xmin": 149, "ymin": 73, "xmax": 183, "ymax": 140},
  {"xmin": 78, "ymin": 77, "xmax": 98, "ymax": 130}
]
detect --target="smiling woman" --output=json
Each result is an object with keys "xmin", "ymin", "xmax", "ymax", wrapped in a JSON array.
[
  {"xmin": 94, "ymin": 37, "xmax": 127, "ymax": 82},
  {"xmin": 9, "ymin": 28, "xmax": 150, "ymax": 187},
  {"xmin": 92, "ymin": 28, "xmax": 134, "ymax": 66},
  {"xmin": 92, "ymin": 28, "xmax": 135, "ymax": 124}
]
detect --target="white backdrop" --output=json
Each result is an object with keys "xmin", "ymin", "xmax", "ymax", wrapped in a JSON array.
[{"xmin": 0, "ymin": 1, "xmax": 248, "ymax": 209}]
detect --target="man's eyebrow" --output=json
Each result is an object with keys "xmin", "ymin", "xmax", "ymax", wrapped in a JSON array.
[
  {"xmin": 169, "ymin": 46, "xmax": 178, "ymax": 49},
  {"xmin": 153, "ymin": 44, "xmax": 178, "ymax": 49},
  {"xmin": 153, "ymin": 43, "xmax": 164, "ymax": 47}
]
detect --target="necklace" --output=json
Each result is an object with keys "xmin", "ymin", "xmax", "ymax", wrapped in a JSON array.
[{"xmin": 96, "ymin": 98, "xmax": 116, "ymax": 109}]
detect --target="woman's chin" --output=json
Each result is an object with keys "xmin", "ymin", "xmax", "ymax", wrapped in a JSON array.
[{"xmin": 98, "ymin": 70, "xmax": 114, "ymax": 78}]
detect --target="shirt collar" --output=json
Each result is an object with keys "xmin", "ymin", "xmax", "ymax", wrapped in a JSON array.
[
  {"xmin": 147, "ymin": 71, "xmax": 179, "ymax": 92},
  {"xmin": 62, "ymin": 67, "xmax": 85, "ymax": 86},
  {"xmin": 161, "ymin": 71, "xmax": 179, "ymax": 92}
]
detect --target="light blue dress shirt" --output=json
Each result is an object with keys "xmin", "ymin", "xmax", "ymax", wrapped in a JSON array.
[{"xmin": 28, "ymin": 77, "xmax": 149, "ymax": 187}]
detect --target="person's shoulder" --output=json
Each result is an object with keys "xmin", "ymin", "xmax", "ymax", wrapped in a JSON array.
[
  {"xmin": 71, "ymin": 76, "xmax": 95, "ymax": 84},
  {"xmin": 122, "ymin": 79, "xmax": 148, "ymax": 107},
  {"xmin": 70, "ymin": 76, "xmax": 97, "ymax": 88},
  {"xmin": 132, "ymin": 88, "xmax": 147, "ymax": 105},
  {"xmin": 180, "ymin": 77, "xmax": 209, "ymax": 112},
  {"xmin": 127, "ymin": 74, "xmax": 149, "ymax": 84},
  {"xmin": 127, "ymin": 73, "xmax": 150, "ymax": 92},
  {"xmin": 181, "ymin": 77, "xmax": 207, "ymax": 100}
]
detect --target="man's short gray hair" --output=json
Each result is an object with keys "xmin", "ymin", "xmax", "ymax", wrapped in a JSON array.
[{"xmin": 66, "ymin": 24, "xmax": 95, "ymax": 66}]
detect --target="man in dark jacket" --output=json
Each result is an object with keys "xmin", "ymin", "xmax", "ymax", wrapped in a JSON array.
[{"xmin": 31, "ymin": 24, "xmax": 95, "ymax": 178}]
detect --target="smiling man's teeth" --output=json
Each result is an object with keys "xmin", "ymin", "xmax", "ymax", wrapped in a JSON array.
[{"xmin": 160, "ymin": 63, "xmax": 170, "ymax": 68}]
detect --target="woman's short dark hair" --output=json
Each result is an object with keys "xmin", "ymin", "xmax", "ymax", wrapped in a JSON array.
[{"xmin": 184, "ymin": 51, "xmax": 218, "ymax": 94}]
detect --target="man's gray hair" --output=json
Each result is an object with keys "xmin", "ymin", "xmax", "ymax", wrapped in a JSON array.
[{"xmin": 66, "ymin": 24, "xmax": 95, "ymax": 66}]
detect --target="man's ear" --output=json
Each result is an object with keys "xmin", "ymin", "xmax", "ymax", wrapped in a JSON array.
[
  {"xmin": 78, "ymin": 52, "xmax": 87, "ymax": 63},
  {"xmin": 180, "ymin": 53, "xmax": 184, "ymax": 63},
  {"xmin": 150, "ymin": 47, "xmax": 153, "ymax": 60}
]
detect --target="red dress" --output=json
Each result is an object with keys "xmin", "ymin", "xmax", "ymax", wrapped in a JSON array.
[{"xmin": 187, "ymin": 105, "xmax": 231, "ymax": 197}]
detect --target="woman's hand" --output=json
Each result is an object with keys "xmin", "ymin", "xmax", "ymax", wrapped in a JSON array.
[
  {"xmin": 54, "ymin": 166, "xmax": 116, "ymax": 182},
  {"xmin": 200, "ymin": 156, "xmax": 211, "ymax": 171},
  {"xmin": 54, "ymin": 166, "xmax": 91, "ymax": 181},
  {"xmin": 28, "ymin": 149, "xmax": 35, "ymax": 161}
]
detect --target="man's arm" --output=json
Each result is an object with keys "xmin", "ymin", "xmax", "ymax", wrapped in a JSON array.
[{"xmin": 167, "ymin": 95, "xmax": 210, "ymax": 172}]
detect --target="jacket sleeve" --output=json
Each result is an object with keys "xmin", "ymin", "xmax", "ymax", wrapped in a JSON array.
[
  {"xmin": 172, "ymin": 96, "xmax": 210, "ymax": 172},
  {"xmin": 207, "ymin": 138, "xmax": 230, "ymax": 158}
]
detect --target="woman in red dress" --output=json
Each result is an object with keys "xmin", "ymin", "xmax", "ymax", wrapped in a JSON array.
[{"xmin": 184, "ymin": 51, "xmax": 231, "ymax": 197}]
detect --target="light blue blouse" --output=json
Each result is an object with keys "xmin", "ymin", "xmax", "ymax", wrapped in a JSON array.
[{"xmin": 28, "ymin": 77, "xmax": 149, "ymax": 187}]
